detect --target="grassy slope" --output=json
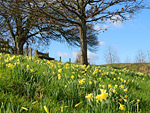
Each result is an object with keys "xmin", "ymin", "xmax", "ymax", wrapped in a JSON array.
[
  {"xmin": 102, "ymin": 63, "xmax": 150, "ymax": 73},
  {"xmin": 102, "ymin": 63, "xmax": 150, "ymax": 112},
  {"xmin": 0, "ymin": 54, "xmax": 150, "ymax": 113}
]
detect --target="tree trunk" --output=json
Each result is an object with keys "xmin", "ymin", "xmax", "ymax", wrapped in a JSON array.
[
  {"xmin": 14, "ymin": 42, "xmax": 17, "ymax": 54},
  {"xmin": 15, "ymin": 37, "xmax": 24, "ymax": 55},
  {"xmin": 19, "ymin": 44, "xmax": 24, "ymax": 54},
  {"xmin": 79, "ymin": 22, "xmax": 88, "ymax": 65}
]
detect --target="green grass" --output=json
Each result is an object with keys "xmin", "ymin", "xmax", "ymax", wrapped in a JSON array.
[
  {"xmin": 104, "ymin": 63, "xmax": 150, "ymax": 73},
  {"xmin": 0, "ymin": 53, "xmax": 150, "ymax": 113}
]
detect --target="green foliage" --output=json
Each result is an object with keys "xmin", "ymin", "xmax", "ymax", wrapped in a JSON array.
[{"xmin": 0, "ymin": 53, "xmax": 150, "ymax": 112}]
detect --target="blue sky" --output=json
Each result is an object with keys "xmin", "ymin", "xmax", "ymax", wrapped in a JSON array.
[{"xmin": 46, "ymin": 9, "xmax": 150, "ymax": 65}]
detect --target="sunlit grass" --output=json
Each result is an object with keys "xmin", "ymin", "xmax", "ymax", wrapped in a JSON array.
[{"xmin": 0, "ymin": 53, "xmax": 150, "ymax": 112}]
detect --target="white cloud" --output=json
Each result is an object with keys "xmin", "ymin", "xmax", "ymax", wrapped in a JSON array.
[
  {"xmin": 111, "ymin": 15, "xmax": 123, "ymax": 28},
  {"xmin": 111, "ymin": 15, "xmax": 122, "ymax": 20},
  {"xmin": 88, "ymin": 51, "xmax": 99, "ymax": 61},
  {"xmin": 113, "ymin": 21, "xmax": 123, "ymax": 28},
  {"xmin": 94, "ymin": 24, "xmax": 109, "ymax": 31},
  {"xmin": 57, "ymin": 52, "xmax": 69, "ymax": 57},
  {"xmin": 72, "ymin": 51, "xmax": 99, "ymax": 64},
  {"xmin": 102, "ymin": 25, "xmax": 109, "ymax": 30},
  {"xmin": 98, "ymin": 41, "xmax": 105, "ymax": 46},
  {"xmin": 93, "ymin": 24, "xmax": 101, "ymax": 31},
  {"xmin": 72, "ymin": 51, "xmax": 80, "ymax": 58}
]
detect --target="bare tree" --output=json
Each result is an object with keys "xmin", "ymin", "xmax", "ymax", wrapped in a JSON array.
[
  {"xmin": 135, "ymin": 50, "xmax": 146, "ymax": 63},
  {"xmin": 125, "ymin": 56, "xmax": 131, "ymax": 63},
  {"xmin": 75, "ymin": 52, "xmax": 81, "ymax": 63},
  {"xmin": 104, "ymin": 46, "xmax": 120, "ymax": 64},
  {"xmin": 74, "ymin": 51, "xmax": 90, "ymax": 64},
  {"xmin": 0, "ymin": 1, "xmax": 98, "ymax": 54},
  {"xmin": 147, "ymin": 50, "xmax": 150, "ymax": 63},
  {"xmin": 0, "ymin": 1, "xmax": 59, "ymax": 54},
  {"xmin": 38, "ymin": 0, "xmax": 149, "ymax": 65}
]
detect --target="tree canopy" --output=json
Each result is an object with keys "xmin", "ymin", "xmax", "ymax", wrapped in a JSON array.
[
  {"xmin": 0, "ymin": 0, "xmax": 98, "ymax": 54},
  {"xmin": 36, "ymin": 0, "xmax": 149, "ymax": 65}
]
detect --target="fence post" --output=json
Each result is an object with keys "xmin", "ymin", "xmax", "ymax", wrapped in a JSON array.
[
  {"xmin": 5, "ymin": 39, "xmax": 9, "ymax": 53},
  {"xmin": 69, "ymin": 58, "xmax": 71, "ymax": 63},
  {"xmin": 30, "ymin": 48, "xmax": 32, "ymax": 56},
  {"xmin": 15, "ymin": 36, "xmax": 19, "ymax": 54},
  {"xmin": 25, "ymin": 48, "xmax": 28, "ymax": 56},
  {"xmin": 0, "ymin": 41, "xmax": 2, "ymax": 53},
  {"xmin": 59, "ymin": 56, "xmax": 61, "ymax": 62},
  {"xmin": 26, "ymin": 43, "xmax": 29, "ymax": 56},
  {"xmin": 35, "ymin": 49, "xmax": 38, "ymax": 57}
]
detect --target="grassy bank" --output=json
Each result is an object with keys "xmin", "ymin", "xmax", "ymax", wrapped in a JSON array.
[
  {"xmin": 103, "ymin": 63, "xmax": 150, "ymax": 73},
  {"xmin": 0, "ymin": 53, "xmax": 150, "ymax": 113}
]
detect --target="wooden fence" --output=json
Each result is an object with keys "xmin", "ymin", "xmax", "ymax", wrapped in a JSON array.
[
  {"xmin": 0, "ymin": 40, "xmax": 71, "ymax": 62},
  {"xmin": 0, "ymin": 39, "xmax": 14, "ymax": 54},
  {"xmin": 35, "ymin": 49, "xmax": 54, "ymax": 60},
  {"xmin": 59, "ymin": 56, "xmax": 71, "ymax": 63}
]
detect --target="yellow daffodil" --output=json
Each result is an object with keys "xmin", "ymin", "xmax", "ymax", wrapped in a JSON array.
[
  {"xmin": 94, "ymin": 80, "xmax": 97, "ymax": 84},
  {"xmin": 125, "ymin": 95, "xmax": 128, "ymax": 98},
  {"xmin": 61, "ymin": 107, "xmax": 63, "ymax": 112},
  {"xmin": 58, "ymin": 69, "xmax": 62, "ymax": 73},
  {"xmin": 79, "ymin": 79, "xmax": 86, "ymax": 84},
  {"xmin": 89, "ymin": 81, "xmax": 92, "ymax": 84},
  {"xmin": 120, "ymin": 85, "xmax": 124, "ymax": 89},
  {"xmin": 119, "ymin": 98, "xmax": 122, "ymax": 102},
  {"xmin": 85, "ymin": 93, "xmax": 93, "ymax": 101},
  {"xmin": 75, "ymin": 101, "xmax": 82, "ymax": 107},
  {"xmin": 108, "ymin": 84, "xmax": 112, "ymax": 88},
  {"xmin": 44, "ymin": 106, "xmax": 49, "ymax": 113},
  {"xmin": 114, "ymin": 85, "xmax": 118, "ymax": 88},
  {"xmin": 102, "ymin": 85, "xmax": 105, "ymax": 88},
  {"xmin": 26, "ymin": 65, "xmax": 30, "ymax": 68},
  {"xmin": 100, "ymin": 89, "xmax": 108, "ymax": 100},
  {"xmin": 120, "ymin": 78, "xmax": 124, "ymax": 82},
  {"xmin": 119, "ymin": 103, "xmax": 125, "ymax": 110},
  {"xmin": 30, "ymin": 69, "xmax": 34, "ymax": 72},
  {"xmin": 143, "ymin": 78, "xmax": 145, "ymax": 80},
  {"xmin": 78, "ymin": 74, "xmax": 80, "ymax": 78},
  {"xmin": 123, "ymin": 98, "xmax": 127, "ymax": 102},
  {"xmin": 99, "ymin": 78, "xmax": 102, "ymax": 81},
  {"xmin": 21, "ymin": 107, "xmax": 28, "ymax": 111},
  {"xmin": 65, "ymin": 85, "xmax": 67, "ymax": 88},
  {"xmin": 52, "ymin": 71, "xmax": 55, "ymax": 75},
  {"xmin": 96, "ymin": 95, "xmax": 102, "ymax": 101},
  {"xmin": 58, "ymin": 74, "xmax": 61, "ymax": 80},
  {"xmin": 113, "ymin": 90, "xmax": 116, "ymax": 93},
  {"xmin": 137, "ymin": 99, "xmax": 140, "ymax": 103},
  {"xmin": 93, "ymin": 71, "xmax": 96, "ymax": 75},
  {"xmin": 71, "ymin": 75, "xmax": 75, "ymax": 79},
  {"xmin": 124, "ymin": 88, "xmax": 128, "ymax": 92}
]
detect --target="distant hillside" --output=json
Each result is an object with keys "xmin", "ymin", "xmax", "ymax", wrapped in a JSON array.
[{"xmin": 104, "ymin": 63, "xmax": 150, "ymax": 73}]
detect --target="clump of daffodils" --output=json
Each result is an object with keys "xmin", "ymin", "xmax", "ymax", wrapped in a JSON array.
[
  {"xmin": 86, "ymin": 89, "xmax": 108, "ymax": 102},
  {"xmin": 96, "ymin": 89, "xmax": 108, "ymax": 101},
  {"xmin": 58, "ymin": 74, "xmax": 61, "ymax": 80}
]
